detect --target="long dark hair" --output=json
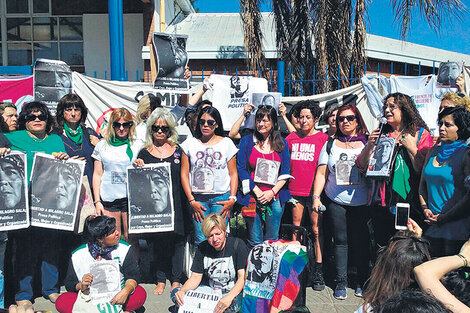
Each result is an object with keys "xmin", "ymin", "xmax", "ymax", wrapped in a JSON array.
[
  {"xmin": 438, "ymin": 106, "xmax": 470, "ymax": 141},
  {"xmin": 334, "ymin": 104, "xmax": 368, "ymax": 138},
  {"xmin": 83, "ymin": 216, "xmax": 116, "ymax": 245},
  {"xmin": 55, "ymin": 94, "xmax": 88, "ymax": 129},
  {"xmin": 383, "ymin": 93, "xmax": 429, "ymax": 136},
  {"xmin": 17, "ymin": 101, "xmax": 54, "ymax": 134},
  {"xmin": 194, "ymin": 106, "xmax": 224, "ymax": 139},
  {"xmin": 254, "ymin": 105, "xmax": 285, "ymax": 153}
]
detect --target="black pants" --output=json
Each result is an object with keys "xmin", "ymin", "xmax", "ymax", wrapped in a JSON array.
[
  {"xmin": 153, "ymin": 233, "xmax": 185, "ymax": 284},
  {"xmin": 370, "ymin": 204, "xmax": 396, "ymax": 248},
  {"xmin": 424, "ymin": 236, "xmax": 466, "ymax": 258}
]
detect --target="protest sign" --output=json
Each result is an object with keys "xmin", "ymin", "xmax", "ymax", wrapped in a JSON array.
[
  {"xmin": 128, "ymin": 163, "xmax": 174, "ymax": 233},
  {"xmin": 437, "ymin": 61, "xmax": 463, "ymax": 88},
  {"xmin": 178, "ymin": 286, "xmax": 222, "ymax": 313},
  {"xmin": 242, "ymin": 92, "xmax": 282, "ymax": 128},
  {"xmin": 30, "ymin": 153, "xmax": 85, "ymax": 231},
  {"xmin": 0, "ymin": 152, "xmax": 29, "ymax": 231},
  {"xmin": 89, "ymin": 260, "xmax": 121, "ymax": 305},
  {"xmin": 366, "ymin": 137, "xmax": 396, "ymax": 178}
]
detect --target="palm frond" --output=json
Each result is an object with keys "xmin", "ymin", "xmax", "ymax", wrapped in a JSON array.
[{"xmin": 351, "ymin": 0, "xmax": 367, "ymax": 80}]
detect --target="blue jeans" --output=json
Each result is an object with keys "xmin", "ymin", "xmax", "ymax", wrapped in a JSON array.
[
  {"xmin": 245, "ymin": 198, "xmax": 283, "ymax": 247},
  {"xmin": 193, "ymin": 192, "xmax": 230, "ymax": 245},
  {"xmin": 0, "ymin": 231, "xmax": 6, "ymax": 308}
]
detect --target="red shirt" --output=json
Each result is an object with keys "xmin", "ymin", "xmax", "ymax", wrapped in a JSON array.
[{"xmin": 249, "ymin": 147, "xmax": 281, "ymax": 192}]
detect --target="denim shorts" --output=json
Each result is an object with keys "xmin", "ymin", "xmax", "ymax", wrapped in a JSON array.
[
  {"xmin": 102, "ymin": 197, "xmax": 128, "ymax": 213},
  {"xmin": 290, "ymin": 195, "xmax": 313, "ymax": 209}
]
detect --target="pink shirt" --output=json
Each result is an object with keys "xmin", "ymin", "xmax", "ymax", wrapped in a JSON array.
[
  {"xmin": 249, "ymin": 147, "xmax": 281, "ymax": 192},
  {"xmin": 286, "ymin": 131, "xmax": 328, "ymax": 196}
]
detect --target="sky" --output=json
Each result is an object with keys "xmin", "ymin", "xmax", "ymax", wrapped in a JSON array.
[{"xmin": 193, "ymin": 0, "xmax": 470, "ymax": 56}]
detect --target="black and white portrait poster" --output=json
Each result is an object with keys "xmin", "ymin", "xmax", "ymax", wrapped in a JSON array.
[
  {"xmin": 152, "ymin": 32, "xmax": 189, "ymax": 92},
  {"xmin": 210, "ymin": 74, "xmax": 268, "ymax": 131},
  {"xmin": 30, "ymin": 153, "xmax": 85, "ymax": 231},
  {"xmin": 34, "ymin": 58, "xmax": 73, "ymax": 115},
  {"xmin": 127, "ymin": 163, "xmax": 174, "ymax": 233},
  {"xmin": 178, "ymin": 286, "xmax": 222, "ymax": 313},
  {"xmin": 0, "ymin": 152, "xmax": 29, "ymax": 231},
  {"xmin": 366, "ymin": 137, "xmax": 396, "ymax": 178},
  {"xmin": 335, "ymin": 153, "xmax": 361, "ymax": 186},
  {"xmin": 253, "ymin": 158, "xmax": 280, "ymax": 186},
  {"xmin": 437, "ymin": 62, "xmax": 463, "ymax": 88},
  {"xmin": 244, "ymin": 92, "xmax": 282, "ymax": 128},
  {"xmin": 89, "ymin": 260, "xmax": 121, "ymax": 305}
]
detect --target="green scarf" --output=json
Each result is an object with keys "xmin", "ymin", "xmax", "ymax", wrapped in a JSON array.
[
  {"xmin": 392, "ymin": 151, "xmax": 411, "ymax": 200},
  {"xmin": 64, "ymin": 123, "xmax": 83, "ymax": 145},
  {"xmin": 109, "ymin": 137, "xmax": 133, "ymax": 160}
]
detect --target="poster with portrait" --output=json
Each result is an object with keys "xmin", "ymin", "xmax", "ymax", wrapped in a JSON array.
[
  {"xmin": 0, "ymin": 152, "xmax": 29, "ymax": 231},
  {"xmin": 30, "ymin": 153, "xmax": 85, "ymax": 231},
  {"xmin": 244, "ymin": 92, "xmax": 282, "ymax": 128},
  {"xmin": 34, "ymin": 58, "xmax": 73, "ymax": 115},
  {"xmin": 89, "ymin": 260, "xmax": 121, "ymax": 305},
  {"xmin": 437, "ymin": 61, "xmax": 463, "ymax": 88},
  {"xmin": 152, "ymin": 32, "xmax": 189, "ymax": 92},
  {"xmin": 366, "ymin": 137, "xmax": 396, "ymax": 178},
  {"xmin": 127, "ymin": 163, "xmax": 174, "ymax": 233},
  {"xmin": 210, "ymin": 74, "xmax": 269, "ymax": 131},
  {"xmin": 335, "ymin": 153, "xmax": 362, "ymax": 186},
  {"xmin": 253, "ymin": 158, "xmax": 280, "ymax": 186},
  {"xmin": 178, "ymin": 286, "xmax": 222, "ymax": 313}
]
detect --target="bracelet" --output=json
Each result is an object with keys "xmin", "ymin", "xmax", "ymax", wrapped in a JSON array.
[
  {"xmin": 313, "ymin": 195, "xmax": 321, "ymax": 200},
  {"xmin": 270, "ymin": 189, "xmax": 276, "ymax": 197},
  {"xmin": 457, "ymin": 253, "xmax": 468, "ymax": 267},
  {"xmin": 94, "ymin": 200, "xmax": 101, "ymax": 204},
  {"xmin": 189, "ymin": 199, "xmax": 196, "ymax": 203},
  {"xmin": 125, "ymin": 283, "xmax": 136, "ymax": 293}
]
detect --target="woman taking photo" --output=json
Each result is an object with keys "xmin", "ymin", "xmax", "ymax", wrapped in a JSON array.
[
  {"xmin": 419, "ymin": 106, "xmax": 470, "ymax": 257},
  {"xmin": 237, "ymin": 105, "xmax": 291, "ymax": 248},
  {"xmin": 92, "ymin": 108, "xmax": 143, "ymax": 241},
  {"xmin": 133, "ymin": 108, "xmax": 188, "ymax": 295},
  {"xmin": 180, "ymin": 106, "xmax": 238, "ymax": 245},
  {"xmin": 5, "ymin": 101, "xmax": 69, "ymax": 306},
  {"xmin": 357, "ymin": 92, "xmax": 434, "ymax": 247},
  {"xmin": 286, "ymin": 100, "xmax": 328, "ymax": 290},
  {"xmin": 55, "ymin": 216, "xmax": 146, "ymax": 313},
  {"xmin": 312, "ymin": 104, "xmax": 370, "ymax": 299}
]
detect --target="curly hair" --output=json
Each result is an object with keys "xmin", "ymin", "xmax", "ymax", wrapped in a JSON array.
[
  {"xmin": 441, "ymin": 92, "xmax": 470, "ymax": 112},
  {"xmin": 383, "ymin": 93, "xmax": 429, "ymax": 136},
  {"xmin": 17, "ymin": 101, "xmax": 54, "ymax": 134},
  {"xmin": 297, "ymin": 100, "xmax": 322, "ymax": 120},
  {"xmin": 438, "ymin": 106, "xmax": 470, "ymax": 141}
]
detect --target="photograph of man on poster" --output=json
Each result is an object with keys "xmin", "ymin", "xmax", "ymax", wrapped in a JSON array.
[
  {"xmin": 230, "ymin": 76, "xmax": 249, "ymax": 99},
  {"xmin": 367, "ymin": 137, "xmax": 396, "ymax": 177},
  {"xmin": 437, "ymin": 61, "xmax": 463, "ymax": 88}
]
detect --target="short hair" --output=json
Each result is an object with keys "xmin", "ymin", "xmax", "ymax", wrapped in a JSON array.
[
  {"xmin": 321, "ymin": 102, "xmax": 341, "ymax": 124},
  {"xmin": 438, "ymin": 106, "xmax": 470, "ymax": 141},
  {"xmin": 194, "ymin": 106, "xmax": 224, "ymax": 139},
  {"xmin": 55, "ymin": 94, "xmax": 88, "ymax": 128},
  {"xmin": 201, "ymin": 213, "xmax": 227, "ymax": 238},
  {"xmin": 83, "ymin": 215, "xmax": 117, "ymax": 245},
  {"xmin": 145, "ymin": 108, "xmax": 178, "ymax": 147},
  {"xmin": 286, "ymin": 102, "xmax": 302, "ymax": 121},
  {"xmin": 297, "ymin": 100, "xmax": 322, "ymax": 120},
  {"xmin": 104, "ymin": 108, "xmax": 136, "ymax": 143},
  {"xmin": 17, "ymin": 101, "xmax": 54, "ymax": 134},
  {"xmin": 441, "ymin": 92, "xmax": 470, "ymax": 112},
  {"xmin": 334, "ymin": 104, "xmax": 369, "ymax": 137},
  {"xmin": 135, "ymin": 94, "xmax": 162, "ymax": 124},
  {"xmin": 378, "ymin": 289, "xmax": 451, "ymax": 313}
]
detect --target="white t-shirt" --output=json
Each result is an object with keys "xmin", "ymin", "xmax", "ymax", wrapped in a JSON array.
[
  {"xmin": 180, "ymin": 137, "xmax": 238, "ymax": 194},
  {"xmin": 318, "ymin": 140, "xmax": 368, "ymax": 206},
  {"xmin": 92, "ymin": 139, "xmax": 143, "ymax": 202}
]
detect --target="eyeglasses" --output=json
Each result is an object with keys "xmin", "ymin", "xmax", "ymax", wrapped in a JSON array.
[
  {"xmin": 198, "ymin": 118, "xmax": 216, "ymax": 126},
  {"xmin": 383, "ymin": 104, "xmax": 399, "ymax": 111},
  {"xmin": 337, "ymin": 115, "xmax": 356, "ymax": 123},
  {"xmin": 25, "ymin": 114, "xmax": 47, "ymax": 122},
  {"xmin": 151, "ymin": 125, "xmax": 170, "ymax": 133},
  {"xmin": 112, "ymin": 121, "xmax": 133, "ymax": 129}
]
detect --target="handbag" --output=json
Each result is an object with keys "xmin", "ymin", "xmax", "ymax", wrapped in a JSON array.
[{"xmin": 74, "ymin": 175, "xmax": 96, "ymax": 234}]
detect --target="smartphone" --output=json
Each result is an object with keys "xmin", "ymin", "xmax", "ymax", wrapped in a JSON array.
[{"xmin": 395, "ymin": 202, "xmax": 410, "ymax": 230}]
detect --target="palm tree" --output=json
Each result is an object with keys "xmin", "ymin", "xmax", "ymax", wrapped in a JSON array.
[{"xmin": 240, "ymin": 0, "xmax": 464, "ymax": 95}]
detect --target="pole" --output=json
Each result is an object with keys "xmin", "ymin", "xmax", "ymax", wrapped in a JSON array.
[
  {"xmin": 108, "ymin": 0, "xmax": 125, "ymax": 81},
  {"xmin": 277, "ymin": 61, "xmax": 285, "ymax": 96}
]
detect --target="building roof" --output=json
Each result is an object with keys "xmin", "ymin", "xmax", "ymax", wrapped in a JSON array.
[{"xmin": 166, "ymin": 12, "xmax": 470, "ymax": 67}]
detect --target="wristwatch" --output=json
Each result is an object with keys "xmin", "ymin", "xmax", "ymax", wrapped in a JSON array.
[{"xmin": 228, "ymin": 195, "xmax": 237, "ymax": 202}]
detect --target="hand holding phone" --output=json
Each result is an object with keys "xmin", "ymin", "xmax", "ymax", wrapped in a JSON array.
[{"xmin": 395, "ymin": 203, "xmax": 410, "ymax": 230}]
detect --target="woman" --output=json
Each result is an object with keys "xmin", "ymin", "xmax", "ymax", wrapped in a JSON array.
[
  {"xmin": 54, "ymin": 94, "xmax": 99, "ymax": 187},
  {"xmin": 92, "ymin": 108, "xmax": 143, "ymax": 241},
  {"xmin": 55, "ymin": 216, "xmax": 146, "ymax": 313},
  {"xmin": 312, "ymin": 104, "xmax": 370, "ymax": 299},
  {"xmin": 5, "ymin": 101, "xmax": 69, "ymax": 306},
  {"xmin": 0, "ymin": 102, "xmax": 18, "ymax": 132},
  {"xmin": 285, "ymin": 100, "xmax": 328, "ymax": 290},
  {"xmin": 322, "ymin": 104, "xmax": 339, "ymax": 138},
  {"xmin": 180, "ymin": 106, "xmax": 238, "ymax": 245},
  {"xmin": 237, "ymin": 105, "xmax": 291, "ymax": 248},
  {"xmin": 357, "ymin": 230, "xmax": 430, "ymax": 313},
  {"xmin": 357, "ymin": 92, "xmax": 434, "ymax": 247},
  {"xmin": 133, "ymin": 108, "xmax": 188, "ymax": 295},
  {"xmin": 135, "ymin": 93, "xmax": 162, "ymax": 142},
  {"xmin": 174, "ymin": 214, "xmax": 249, "ymax": 313},
  {"xmin": 439, "ymin": 92, "xmax": 470, "ymax": 113},
  {"xmin": 418, "ymin": 106, "xmax": 470, "ymax": 257}
]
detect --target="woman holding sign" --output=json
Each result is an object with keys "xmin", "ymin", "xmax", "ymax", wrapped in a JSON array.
[{"xmin": 237, "ymin": 105, "xmax": 291, "ymax": 248}]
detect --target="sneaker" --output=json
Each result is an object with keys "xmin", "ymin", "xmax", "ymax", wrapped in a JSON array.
[
  {"xmin": 334, "ymin": 281, "xmax": 347, "ymax": 300},
  {"xmin": 312, "ymin": 269, "xmax": 325, "ymax": 291},
  {"xmin": 354, "ymin": 286, "xmax": 363, "ymax": 297}
]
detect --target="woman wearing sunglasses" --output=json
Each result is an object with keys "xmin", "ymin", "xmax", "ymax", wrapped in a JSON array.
[
  {"xmin": 312, "ymin": 104, "xmax": 370, "ymax": 299},
  {"xmin": 5, "ymin": 101, "xmax": 69, "ymax": 307},
  {"xmin": 180, "ymin": 106, "xmax": 238, "ymax": 245},
  {"xmin": 92, "ymin": 108, "xmax": 143, "ymax": 242},
  {"xmin": 237, "ymin": 105, "xmax": 291, "ymax": 248},
  {"xmin": 133, "ymin": 108, "xmax": 189, "ymax": 295}
]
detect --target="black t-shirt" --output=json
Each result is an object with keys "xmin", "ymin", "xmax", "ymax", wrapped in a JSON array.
[
  {"xmin": 191, "ymin": 236, "xmax": 249, "ymax": 294},
  {"xmin": 0, "ymin": 133, "xmax": 11, "ymax": 148}
]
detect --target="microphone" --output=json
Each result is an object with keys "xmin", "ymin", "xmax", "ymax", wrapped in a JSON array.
[
  {"xmin": 375, "ymin": 117, "xmax": 388, "ymax": 145},
  {"xmin": 318, "ymin": 204, "xmax": 326, "ymax": 212},
  {"xmin": 245, "ymin": 111, "xmax": 251, "ymax": 118}
]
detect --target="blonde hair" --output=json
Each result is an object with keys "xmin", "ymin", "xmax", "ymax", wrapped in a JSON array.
[
  {"xmin": 145, "ymin": 108, "xmax": 179, "ymax": 147},
  {"xmin": 442, "ymin": 92, "xmax": 470, "ymax": 111},
  {"xmin": 202, "ymin": 213, "xmax": 227, "ymax": 238},
  {"xmin": 105, "ymin": 108, "xmax": 136, "ymax": 143},
  {"xmin": 135, "ymin": 95, "xmax": 151, "ymax": 124}
]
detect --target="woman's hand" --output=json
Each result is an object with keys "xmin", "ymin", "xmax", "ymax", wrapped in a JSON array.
[
  {"xmin": 133, "ymin": 158, "xmax": 144, "ymax": 167},
  {"xmin": 110, "ymin": 288, "xmax": 130, "ymax": 305},
  {"xmin": 89, "ymin": 135, "xmax": 100, "ymax": 146},
  {"xmin": 95, "ymin": 202, "xmax": 104, "ymax": 216},
  {"xmin": 257, "ymin": 190, "xmax": 275, "ymax": 205},
  {"xmin": 184, "ymin": 66, "xmax": 191, "ymax": 80},
  {"xmin": 53, "ymin": 152, "xmax": 69, "ymax": 160},
  {"xmin": 367, "ymin": 128, "xmax": 381, "ymax": 147},
  {"xmin": 243, "ymin": 104, "xmax": 254, "ymax": 117},
  {"xmin": 312, "ymin": 198, "xmax": 323, "ymax": 213},
  {"xmin": 424, "ymin": 209, "xmax": 438, "ymax": 224},
  {"xmin": 190, "ymin": 201, "xmax": 207, "ymax": 222},
  {"xmin": 399, "ymin": 132, "xmax": 418, "ymax": 156},
  {"xmin": 456, "ymin": 74, "xmax": 465, "ymax": 94},
  {"xmin": 407, "ymin": 218, "xmax": 423, "ymax": 238},
  {"xmin": 217, "ymin": 198, "xmax": 235, "ymax": 219},
  {"xmin": 174, "ymin": 288, "xmax": 186, "ymax": 306},
  {"xmin": 214, "ymin": 294, "xmax": 233, "ymax": 313},
  {"xmin": 0, "ymin": 147, "xmax": 11, "ymax": 157},
  {"xmin": 278, "ymin": 103, "xmax": 287, "ymax": 117},
  {"xmin": 81, "ymin": 273, "xmax": 93, "ymax": 291}
]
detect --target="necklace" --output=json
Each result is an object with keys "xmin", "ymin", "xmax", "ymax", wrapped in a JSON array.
[
  {"xmin": 27, "ymin": 131, "xmax": 47, "ymax": 143},
  {"xmin": 151, "ymin": 142, "xmax": 168, "ymax": 161}
]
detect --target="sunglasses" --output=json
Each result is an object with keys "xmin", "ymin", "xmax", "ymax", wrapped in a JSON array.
[
  {"xmin": 198, "ymin": 118, "xmax": 216, "ymax": 126},
  {"xmin": 337, "ymin": 115, "xmax": 356, "ymax": 123},
  {"xmin": 151, "ymin": 125, "xmax": 170, "ymax": 133},
  {"xmin": 25, "ymin": 114, "xmax": 47, "ymax": 122},
  {"xmin": 112, "ymin": 121, "xmax": 133, "ymax": 129}
]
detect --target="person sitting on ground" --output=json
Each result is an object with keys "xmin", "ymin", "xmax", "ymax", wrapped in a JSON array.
[
  {"xmin": 414, "ymin": 238, "xmax": 470, "ymax": 313},
  {"xmin": 377, "ymin": 289, "xmax": 452, "ymax": 313}
]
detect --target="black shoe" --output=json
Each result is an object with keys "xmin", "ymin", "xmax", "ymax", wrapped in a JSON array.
[{"xmin": 312, "ymin": 269, "xmax": 325, "ymax": 291}]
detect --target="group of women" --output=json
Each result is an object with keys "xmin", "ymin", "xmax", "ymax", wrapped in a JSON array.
[{"xmin": 0, "ymin": 86, "xmax": 469, "ymax": 312}]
